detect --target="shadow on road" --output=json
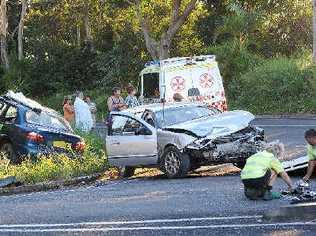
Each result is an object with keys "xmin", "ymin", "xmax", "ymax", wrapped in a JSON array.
[{"xmin": 129, "ymin": 164, "xmax": 241, "ymax": 181}]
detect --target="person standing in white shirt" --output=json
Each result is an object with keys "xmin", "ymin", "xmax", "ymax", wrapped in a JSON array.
[{"xmin": 74, "ymin": 91, "xmax": 93, "ymax": 132}]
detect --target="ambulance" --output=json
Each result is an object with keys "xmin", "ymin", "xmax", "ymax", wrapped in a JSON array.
[{"xmin": 139, "ymin": 55, "xmax": 227, "ymax": 111}]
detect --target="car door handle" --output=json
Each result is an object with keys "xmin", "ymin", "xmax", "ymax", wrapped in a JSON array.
[{"xmin": 111, "ymin": 142, "xmax": 120, "ymax": 145}]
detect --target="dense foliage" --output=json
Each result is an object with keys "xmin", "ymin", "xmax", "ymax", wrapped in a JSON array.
[{"xmin": 0, "ymin": 0, "xmax": 315, "ymax": 114}]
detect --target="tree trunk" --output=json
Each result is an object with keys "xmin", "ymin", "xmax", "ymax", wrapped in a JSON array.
[
  {"xmin": 158, "ymin": 37, "xmax": 171, "ymax": 60},
  {"xmin": 0, "ymin": 36, "xmax": 9, "ymax": 69},
  {"xmin": 18, "ymin": 0, "xmax": 27, "ymax": 61},
  {"xmin": 83, "ymin": 1, "xmax": 93, "ymax": 51},
  {"xmin": 313, "ymin": 0, "xmax": 316, "ymax": 63},
  {"xmin": 76, "ymin": 24, "xmax": 81, "ymax": 47},
  {"xmin": 136, "ymin": 0, "xmax": 197, "ymax": 60},
  {"xmin": 0, "ymin": 0, "xmax": 9, "ymax": 69}
]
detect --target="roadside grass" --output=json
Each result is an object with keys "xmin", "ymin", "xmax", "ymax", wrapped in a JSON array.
[{"xmin": 0, "ymin": 132, "xmax": 108, "ymax": 185}]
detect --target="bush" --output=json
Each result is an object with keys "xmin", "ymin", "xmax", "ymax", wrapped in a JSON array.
[
  {"xmin": 229, "ymin": 57, "xmax": 315, "ymax": 114},
  {"xmin": 9, "ymin": 153, "xmax": 107, "ymax": 184},
  {"xmin": 0, "ymin": 130, "xmax": 108, "ymax": 184},
  {"xmin": 207, "ymin": 40, "xmax": 262, "ymax": 86}
]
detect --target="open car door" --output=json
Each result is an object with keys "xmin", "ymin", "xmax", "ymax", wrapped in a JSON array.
[{"xmin": 106, "ymin": 113, "xmax": 158, "ymax": 167}]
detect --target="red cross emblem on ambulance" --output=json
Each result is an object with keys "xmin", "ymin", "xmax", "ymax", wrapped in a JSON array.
[
  {"xmin": 199, "ymin": 73, "xmax": 213, "ymax": 88},
  {"xmin": 171, "ymin": 76, "xmax": 185, "ymax": 92}
]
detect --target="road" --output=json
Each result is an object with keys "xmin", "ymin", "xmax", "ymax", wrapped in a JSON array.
[{"xmin": 0, "ymin": 118, "xmax": 315, "ymax": 235}]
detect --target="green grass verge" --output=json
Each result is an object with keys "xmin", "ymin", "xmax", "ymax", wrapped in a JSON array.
[{"xmin": 0, "ymin": 132, "xmax": 108, "ymax": 185}]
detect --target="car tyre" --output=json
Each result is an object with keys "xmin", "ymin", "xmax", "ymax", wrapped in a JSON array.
[
  {"xmin": 161, "ymin": 146, "xmax": 190, "ymax": 178},
  {"xmin": 0, "ymin": 142, "xmax": 18, "ymax": 164},
  {"xmin": 120, "ymin": 166, "xmax": 135, "ymax": 178}
]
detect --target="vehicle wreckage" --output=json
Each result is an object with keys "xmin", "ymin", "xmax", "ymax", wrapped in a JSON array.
[{"xmin": 106, "ymin": 103, "xmax": 265, "ymax": 178}]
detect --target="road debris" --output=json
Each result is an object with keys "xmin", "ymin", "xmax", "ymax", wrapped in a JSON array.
[
  {"xmin": 282, "ymin": 180, "xmax": 316, "ymax": 204},
  {"xmin": 0, "ymin": 176, "xmax": 17, "ymax": 188}
]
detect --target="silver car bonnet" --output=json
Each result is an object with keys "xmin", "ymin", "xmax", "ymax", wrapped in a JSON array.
[{"xmin": 165, "ymin": 110, "xmax": 255, "ymax": 138}]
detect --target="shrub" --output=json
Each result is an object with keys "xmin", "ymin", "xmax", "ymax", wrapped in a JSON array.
[
  {"xmin": 0, "ymin": 130, "xmax": 108, "ymax": 184},
  {"xmin": 8, "ymin": 153, "xmax": 108, "ymax": 184},
  {"xmin": 207, "ymin": 40, "xmax": 263, "ymax": 86},
  {"xmin": 229, "ymin": 57, "xmax": 315, "ymax": 114}
]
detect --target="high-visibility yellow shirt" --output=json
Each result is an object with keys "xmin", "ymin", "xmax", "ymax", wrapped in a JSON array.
[
  {"xmin": 307, "ymin": 144, "xmax": 316, "ymax": 161},
  {"xmin": 241, "ymin": 151, "xmax": 284, "ymax": 180}
]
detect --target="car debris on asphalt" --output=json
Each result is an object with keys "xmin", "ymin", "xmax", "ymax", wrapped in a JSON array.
[{"xmin": 282, "ymin": 180, "xmax": 316, "ymax": 204}]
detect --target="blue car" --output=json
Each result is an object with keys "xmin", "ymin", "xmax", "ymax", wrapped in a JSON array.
[{"xmin": 0, "ymin": 92, "xmax": 85, "ymax": 163}]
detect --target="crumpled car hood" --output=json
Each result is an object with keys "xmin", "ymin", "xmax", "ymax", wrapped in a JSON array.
[{"xmin": 165, "ymin": 110, "xmax": 255, "ymax": 138}]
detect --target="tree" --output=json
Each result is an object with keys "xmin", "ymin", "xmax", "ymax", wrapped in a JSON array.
[
  {"xmin": 313, "ymin": 0, "xmax": 316, "ymax": 63},
  {"xmin": 0, "ymin": 0, "xmax": 9, "ymax": 69},
  {"xmin": 133, "ymin": 0, "xmax": 198, "ymax": 60},
  {"xmin": 18, "ymin": 0, "xmax": 28, "ymax": 60}
]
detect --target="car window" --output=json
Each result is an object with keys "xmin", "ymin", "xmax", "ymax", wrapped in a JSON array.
[
  {"xmin": 5, "ymin": 106, "xmax": 17, "ymax": 118},
  {"xmin": 110, "ymin": 115, "xmax": 146, "ymax": 136},
  {"xmin": 111, "ymin": 115, "xmax": 129, "ymax": 135},
  {"xmin": 26, "ymin": 110, "xmax": 71, "ymax": 131},
  {"xmin": 124, "ymin": 118, "xmax": 142, "ymax": 133},
  {"xmin": 0, "ymin": 102, "xmax": 8, "ymax": 117},
  {"xmin": 155, "ymin": 106, "xmax": 220, "ymax": 128},
  {"xmin": 142, "ymin": 111, "xmax": 156, "ymax": 127},
  {"xmin": 3, "ymin": 106, "xmax": 18, "ymax": 124}
]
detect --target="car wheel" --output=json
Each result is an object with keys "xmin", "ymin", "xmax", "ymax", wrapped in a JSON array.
[
  {"xmin": 0, "ymin": 142, "xmax": 18, "ymax": 164},
  {"xmin": 120, "ymin": 167, "xmax": 135, "ymax": 178},
  {"xmin": 161, "ymin": 146, "xmax": 190, "ymax": 178}
]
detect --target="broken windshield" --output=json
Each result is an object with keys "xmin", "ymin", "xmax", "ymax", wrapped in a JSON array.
[
  {"xmin": 155, "ymin": 106, "xmax": 220, "ymax": 128},
  {"xmin": 26, "ymin": 110, "xmax": 72, "ymax": 132}
]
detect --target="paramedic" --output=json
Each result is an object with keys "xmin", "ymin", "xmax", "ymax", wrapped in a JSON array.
[
  {"xmin": 241, "ymin": 142, "xmax": 294, "ymax": 200},
  {"xmin": 303, "ymin": 129, "xmax": 316, "ymax": 182}
]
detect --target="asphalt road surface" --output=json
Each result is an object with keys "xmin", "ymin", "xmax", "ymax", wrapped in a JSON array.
[{"xmin": 0, "ymin": 118, "xmax": 315, "ymax": 235}]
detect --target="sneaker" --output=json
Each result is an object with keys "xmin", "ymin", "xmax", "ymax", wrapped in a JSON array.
[
  {"xmin": 263, "ymin": 190, "xmax": 273, "ymax": 201},
  {"xmin": 245, "ymin": 188, "xmax": 261, "ymax": 200},
  {"xmin": 271, "ymin": 191, "xmax": 281, "ymax": 199}
]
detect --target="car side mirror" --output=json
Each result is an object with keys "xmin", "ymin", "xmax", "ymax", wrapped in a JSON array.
[{"xmin": 135, "ymin": 126, "xmax": 152, "ymax": 136}]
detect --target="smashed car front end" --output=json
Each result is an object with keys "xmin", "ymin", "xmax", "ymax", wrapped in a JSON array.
[
  {"xmin": 162, "ymin": 110, "xmax": 266, "ymax": 166},
  {"xmin": 185, "ymin": 126, "xmax": 265, "ymax": 165}
]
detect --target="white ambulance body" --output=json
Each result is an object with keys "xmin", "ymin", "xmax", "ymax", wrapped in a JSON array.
[{"xmin": 139, "ymin": 55, "xmax": 227, "ymax": 111}]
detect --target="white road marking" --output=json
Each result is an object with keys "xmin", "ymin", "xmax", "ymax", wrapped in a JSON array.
[
  {"xmin": 263, "ymin": 124, "xmax": 315, "ymax": 127},
  {"xmin": 0, "ymin": 215, "xmax": 262, "ymax": 228},
  {"xmin": 0, "ymin": 222, "xmax": 314, "ymax": 232}
]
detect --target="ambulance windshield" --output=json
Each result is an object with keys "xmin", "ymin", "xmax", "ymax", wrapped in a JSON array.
[{"xmin": 143, "ymin": 73, "xmax": 159, "ymax": 98}]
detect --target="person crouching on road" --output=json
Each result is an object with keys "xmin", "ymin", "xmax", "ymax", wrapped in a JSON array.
[
  {"xmin": 303, "ymin": 129, "xmax": 316, "ymax": 182},
  {"xmin": 241, "ymin": 142, "xmax": 294, "ymax": 201}
]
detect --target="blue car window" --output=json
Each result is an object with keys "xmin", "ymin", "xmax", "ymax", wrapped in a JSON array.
[
  {"xmin": 0, "ymin": 102, "xmax": 8, "ymax": 117},
  {"xmin": 5, "ymin": 106, "xmax": 17, "ymax": 118},
  {"xmin": 26, "ymin": 110, "xmax": 71, "ymax": 131}
]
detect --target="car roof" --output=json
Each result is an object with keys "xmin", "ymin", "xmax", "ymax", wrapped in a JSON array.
[{"xmin": 0, "ymin": 91, "xmax": 59, "ymax": 115}]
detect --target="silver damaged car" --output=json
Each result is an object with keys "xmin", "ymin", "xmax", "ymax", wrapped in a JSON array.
[{"xmin": 106, "ymin": 103, "xmax": 265, "ymax": 178}]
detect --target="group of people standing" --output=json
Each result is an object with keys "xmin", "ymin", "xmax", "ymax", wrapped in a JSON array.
[
  {"xmin": 106, "ymin": 85, "xmax": 185, "ymax": 112},
  {"xmin": 62, "ymin": 85, "xmax": 139, "ymax": 132},
  {"xmin": 63, "ymin": 91, "xmax": 97, "ymax": 132},
  {"xmin": 107, "ymin": 85, "xmax": 139, "ymax": 112}
]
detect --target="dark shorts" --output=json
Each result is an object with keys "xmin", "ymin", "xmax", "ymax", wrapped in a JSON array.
[{"xmin": 242, "ymin": 170, "xmax": 271, "ymax": 200}]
